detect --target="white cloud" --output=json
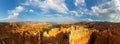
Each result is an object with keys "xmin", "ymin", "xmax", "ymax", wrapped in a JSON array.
[
  {"xmin": 70, "ymin": 11, "xmax": 79, "ymax": 16},
  {"xmin": 29, "ymin": 9, "xmax": 34, "ymax": 12},
  {"xmin": 22, "ymin": 0, "xmax": 88, "ymax": 17},
  {"xmin": 113, "ymin": 0, "xmax": 120, "ymax": 10},
  {"xmin": 108, "ymin": 13, "xmax": 120, "ymax": 22},
  {"xmin": 2, "ymin": 0, "xmax": 118, "ymax": 22},
  {"xmin": 8, "ymin": 6, "xmax": 24, "ymax": 19},
  {"xmin": 74, "ymin": 0, "xmax": 89, "ymax": 16},
  {"xmin": 22, "ymin": 0, "xmax": 69, "ymax": 13},
  {"xmin": 73, "ymin": 0, "xmax": 120, "ymax": 22},
  {"xmin": 0, "ymin": 6, "xmax": 24, "ymax": 21},
  {"xmin": 91, "ymin": 0, "xmax": 120, "ymax": 22},
  {"xmin": 74, "ymin": 0, "xmax": 85, "ymax": 6}
]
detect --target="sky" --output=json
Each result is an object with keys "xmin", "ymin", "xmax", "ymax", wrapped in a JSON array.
[{"xmin": 0, "ymin": 0, "xmax": 120, "ymax": 22}]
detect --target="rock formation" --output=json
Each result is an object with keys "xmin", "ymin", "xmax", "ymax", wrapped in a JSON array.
[{"xmin": 0, "ymin": 22, "xmax": 120, "ymax": 44}]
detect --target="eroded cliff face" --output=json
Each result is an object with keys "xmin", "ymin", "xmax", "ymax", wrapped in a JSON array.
[
  {"xmin": 0, "ymin": 22, "xmax": 69, "ymax": 44},
  {"xmin": 73, "ymin": 22, "xmax": 120, "ymax": 44},
  {"xmin": 0, "ymin": 22, "xmax": 120, "ymax": 44},
  {"xmin": 0, "ymin": 22, "xmax": 52, "ymax": 44},
  {"xmin": 69, "ymin": 26, "xmax": 97, "ymax": 44}
]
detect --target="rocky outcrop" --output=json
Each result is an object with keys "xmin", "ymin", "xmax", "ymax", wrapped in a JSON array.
[
  {"xmin": 0, "ymin": 22, "xmax": 52, "ymax": 44},
  {"xmin": 69, "ymin": 26, "xmax": 97, "ymax": 44},
  {"xmin": 73, "ymin": 22, "xmax": 120, "ymax": 44}
]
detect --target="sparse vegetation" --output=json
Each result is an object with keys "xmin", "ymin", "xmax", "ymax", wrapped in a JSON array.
[{"xmin": 52, "ymin": 24, "xmax": 61, "ymax": 28}]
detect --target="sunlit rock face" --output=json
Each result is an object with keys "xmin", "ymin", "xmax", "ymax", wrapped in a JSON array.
[
  {"xmin": 69, "ymin": 26, "xmax": 97, "ymax": 44},
  {"xmin": 0, "ymin": 22, "xmax": 69, "ymax": 44},
  {"xmin": 43, "ymin": 28, "xmax": 68, "ymax": 44},
  {"xmin": 0, "ymin": 22, "xmax": 52, "ymax": 44},
  {"xmin": 67, "ymin": 22, "xmax": 120, "ymax": 44}
]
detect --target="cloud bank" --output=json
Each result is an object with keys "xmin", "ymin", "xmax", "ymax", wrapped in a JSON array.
[
  {"xmin": 1, "ymin": 0, "xmax": 120, "ymax": 22},
  {"xmin": 0, "ymin": 6, "xmax": 24, "ymax": 21},
  {"xmin": 91, "ymin": 0, "xmax": 120, "ymax": 22}
]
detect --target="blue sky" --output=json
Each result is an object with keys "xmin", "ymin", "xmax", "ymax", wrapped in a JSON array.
[{"xmin": 0, "ymin": 0, "xmax": 120, "ymax": 22}]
